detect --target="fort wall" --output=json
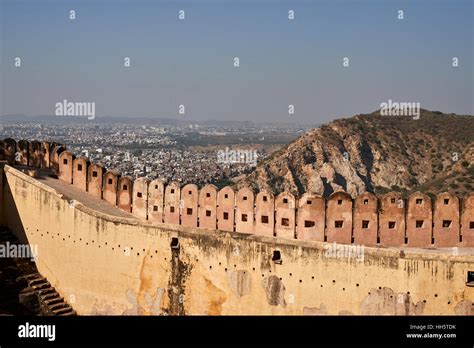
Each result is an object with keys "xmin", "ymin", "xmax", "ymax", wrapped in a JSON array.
[
  {"xmin": 1, "ymin": 140, "xmax": 474, "ymax": 315},
  {"xmin": 2, "ymin": 164, "xmax": 474, "ymax": 315},
  {"xmin": 1, "ymin": 139, "xmax": 473, "ymax": 248}
]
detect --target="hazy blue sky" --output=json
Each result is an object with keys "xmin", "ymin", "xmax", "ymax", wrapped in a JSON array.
[{"xmin": 1, "ymin": 0, "xmax": 472, "ymax": 123}]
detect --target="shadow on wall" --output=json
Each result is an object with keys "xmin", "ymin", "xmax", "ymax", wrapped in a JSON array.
[
  {"xmin": 1, "ymin": 139, "xmax": 474, "ymax": 249},
  {"xmin": 0, "ymin": 163, "xmax": 31, "ymax": 249}
]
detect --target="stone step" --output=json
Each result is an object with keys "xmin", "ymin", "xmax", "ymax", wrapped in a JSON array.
[
  {"xmin": 53, "ymin": 307, "xmax": 75, "ymax": 316},
  {"xmin": 39, "ymin": 293, "xmax": 59, "ymax": 302},
  {"xmin": 38, "ymin": 287, "xmax": 56, "ymax": 296},
  {"xmin": 49, "ymin": 302, "xmax": 69, "ymax": 311},
  {"xmin": 0, "ymin": 227, "xmax": 76, "ymax": 316},
  {"xmin": 17, "ymin": 273, "xmax": 41, "ymax": 283},
  {"xmin": 45, "ymin": 298, "xmax": 64, "ymax": 306},
  {"xmin": 31, "ymin": 283, "xmax": 51, "ymax": 291},
  {"xmin": 28, "ymin": 277, "xmax": 47, "ymax": 287}
]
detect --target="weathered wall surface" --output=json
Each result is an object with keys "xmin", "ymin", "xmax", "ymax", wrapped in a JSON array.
[{"xmin": 3, "ymin": 165, "xmax": 474, "ymax": 316}]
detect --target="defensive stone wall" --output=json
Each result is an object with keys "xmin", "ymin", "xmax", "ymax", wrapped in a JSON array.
[
  {"xmin": 1, "ymin": 163, "xmax": 474, "ymax": 315},
  {"xmin": 1, "ymin": 138, "xmax": 474, "ymax": 248}
]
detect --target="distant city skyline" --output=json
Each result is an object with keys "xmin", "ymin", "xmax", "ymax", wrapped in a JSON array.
[{"xmin": 1, "ymin": 0, "xmax": 473, "ymax": 123}]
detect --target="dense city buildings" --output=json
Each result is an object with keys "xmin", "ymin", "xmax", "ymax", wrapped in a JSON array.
[{"xmin": 1, "ymin": 116, "xmax": 312, "ymax": 186}]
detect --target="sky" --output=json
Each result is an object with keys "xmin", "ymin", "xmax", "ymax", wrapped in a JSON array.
[{"xmin": 1, "ymin": 0, "xmax": 473, "ymax": 123}]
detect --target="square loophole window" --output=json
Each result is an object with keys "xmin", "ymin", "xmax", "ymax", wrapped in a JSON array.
[
  {"xmin": 442, "ymin": 220, "xmax": 452, "ymax": 228},
  {"xmin": 362, "ymin": 220, "xmax": 369, "ymax": 229},
  {"xmin": 416, "ymin": 220, "xmax": 424, "ymax": 228},
  {"xmin": 263, "ymin": 196, "xmax": 267, "ymax": 202},
  {"xmin": 388, "ymin": 221, "xmax": 396, "ymax": 229},
  {"xmin": 92, "ymin": 171, "xmax": 98, "ymax": 177},
  {"xmin": 272, "ymin": 250, "xmax": 282, "ymax": 264},
  {"xmin": 170, "ymin": 237, "xmax": 179, "ymax": 250},
  {"xmin": 281, "ymin": 218, "xmax": 289, "ymax": 227},
  {"xmin": 390, "ymin": 198, "xmax": 396, "ymax": 204},
  {"xmin": 122, "ymin": 185, "xmax": 128, "ymax": 191},
  {"xmin": 444, "ymin": 199, "xmax": 449, "ymax": 205},
  {"xmin": 63, "ymin": 159, "xmax": 68, "ymax": 165},
  {"xmin": 77, "ymin": 164, "xmax": 82, "ymax": 171},
  {"xmin": 170, "ymin": 189, "xmax": 175, "ymax": 194},
  {"xmin": 153, "ymin": 205, "xmax": 158, "ymax": 212},
  {"xmin": 137, "ymin": 192, "xmax": 142, "ymax": 198},
  {"xmin": 224, "ymin": 194, "xmax": 228, "ymax": 199},
  {"xmin": 206, "ymin": 193, "xmax": 211, "ymax": 198},
  {"xmin": 170, "ymin": 206, "xmax": 175, "ymax": 213},
  {"xmin": 469, "ymin": 221, "xmax": 474, "ymax": 229},
  {"xmin": 337, "ymin": 200, "xmax": 342, "ymax": 205},
  {"xmin": 243, "ymin": 196, "xmax": 247, "ymax": 201},
  {"xmin": 187, "ymin": 208, "xmax": 193, "ymax": 215},
  {"xmin": 363, "ymin": 199, "xmax": 369, "ymax": 205},
  {"xmin": 335, "ymin": 220, "xmax": 343, "ymax": 228},
  {"xmin": 108, "ymin": 178, "xmax": 113, "ymax": 185},
  {"xmin": 307, "ymin": 200, "xmax": 312, "ymax": 205},
  {"xmin": 241, "ymin": 214, "xmax": 248, "ymax": 222},
  {"xmin": 223, "ymin": 212, "xmax": 229, "ymax": 220},
  {"xmin": 206, "ymin": 210, "xmax": 211, "ymax": 217},
  {"xmin": 283, "ymin": 198, "xmax": 288, "ymax": 204},
  {"xmin": 416, "ymin": 199, "xmax": 423, "ymax": 205},
  {"xmin": 304, "ymin": 220, "xmax": 315, "ymax": 228},
  {"xmin": 261, "ymin": 215, "xmax": 269, "ymax": 224},
  {"xmin": 466, "ymin": 271, "xmax": 474, "ymax": 286}
]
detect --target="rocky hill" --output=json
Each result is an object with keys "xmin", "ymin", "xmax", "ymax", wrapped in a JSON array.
[{"xmin": 236, "ymin": 110, "xmax": 474, "ymax": 198}]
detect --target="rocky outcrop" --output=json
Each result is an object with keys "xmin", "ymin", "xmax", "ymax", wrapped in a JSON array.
[{"xmin": 237, "ymin": 110, "xmax": 474, "ymax": 197}]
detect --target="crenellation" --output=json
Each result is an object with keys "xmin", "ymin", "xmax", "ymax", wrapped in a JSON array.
[
  {"xmin": 433, "ymin": 192, "xmax": 460, "ymax": 247},
  {"xmin": 148, "ymin": 179, "xmax": 165, "ymax": 223},
  {"xmin": 40, "ymin": 141, "xmax": 51, "ymax": 169},
  {"xmin": 255, "ymin": 190, "xmax": 275, "ymax": 237},
  {"xmin": 87, "ymin": 163, "xmax": 103, "ymax": 199},
  {"xmin": 216, "ymin": 186, "xmax": 235, "ymax": 232},
  {"xmin": 28, "ymin": 140, "xmax": 42, "ymax": 168},
  {"xmin": 103, "ymin": 170, "xmax": 119, "ymax": 206},
  {"xmin": 198, "ymin": 184, "xmax": 218, "ymax": 230},
  {"xmin": 326, "ymin": 191, "xmax": 353, "ymax": 244},
  {"xmin": 50, "ymin": 145, "xmax": 66, "ymax": 176},
  {"xmin": 58, "ymin": 150, "xmax": 74, "ymax": 184},
  {"xmin": 296, "ymin": 193, "xmax": 325, "ymax": 241},
  {"xmin": 406, "ymin": 192, "xmax": 433, "ymax": 247},
  {"xmin": 164, "ymin": 181, "xmax": 181, "ymax": 225},
  {"xmin": 3, "ymin": 138, "xmax": 16, "ymax": 165},
  {"xmin": 73, "ymin": 156, "xmax": 89, "ymax": 191},
  {"xmin": 17, "ymin": 140, "xmax": 29, "ymax": 166},
  {"xmin": 379, "ymin": 192, "xmax": 405, "ymax": 247},
  {"xmin": 132, "ymin": 177, "xmax": 150, "ymax": 220},
  {"xmin": 117, "ymin": 176, "xmax": 133, "ymax": 213},
  {"xmin": 180, "ymin": 184, "xmax": 199, "ymax": 228},
  {"xmin": 235, "ymin": 186, "xmax": 255, "ymax": 234},
  {"xmin": 353, "ymin": 192, "xmax": 378, "ymax": 247},
  {"xmin": 6, "ymin": 137, "xmax": 474, "ymax": 249},
  {"xmin": 275, "ymin": 191, "xmax": 296, "ymax": 239},
  {"xmin": 461, "ymin": 193, "xmax": 474, "ymax": 247}
]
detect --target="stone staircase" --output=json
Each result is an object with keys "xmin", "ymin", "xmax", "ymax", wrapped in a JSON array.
[{"xmin": 0, "ymin": 226, "xmax": 75, "ymax": 316}]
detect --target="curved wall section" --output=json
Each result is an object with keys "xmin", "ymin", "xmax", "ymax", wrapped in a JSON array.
[{"xmin": 2, "ymin": 165, "xmax": 474, "ymax": 315}]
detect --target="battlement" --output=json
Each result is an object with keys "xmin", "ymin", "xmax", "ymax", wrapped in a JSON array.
[{"xmin": 2, "ymin": 138, "xmax": 473, "ymax": 248}]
